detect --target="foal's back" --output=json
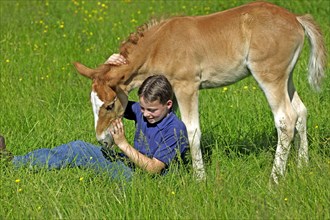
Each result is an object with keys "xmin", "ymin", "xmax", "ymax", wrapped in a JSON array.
[{"xmin": 133, "ymin": 1, "xmax": 304, "ymax": 89}]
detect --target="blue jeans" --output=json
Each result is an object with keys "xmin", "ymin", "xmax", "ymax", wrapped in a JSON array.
[{"xmin": 12, "ymin": 140, "xmax": 133, "ymax": 181}]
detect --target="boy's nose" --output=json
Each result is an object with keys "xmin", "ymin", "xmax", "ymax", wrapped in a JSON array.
[{"xmin": 143, "ymin": 111, "xmax": 150, "ymax": 118}]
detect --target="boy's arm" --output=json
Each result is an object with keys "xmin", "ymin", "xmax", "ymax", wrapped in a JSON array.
[
  {"xmin": 110, "ymin": 119, "xmax": 166, "ymax": 174},
  {"xmin": 117, "ymin": 142, "xmax": 166, "ymax": 174}
]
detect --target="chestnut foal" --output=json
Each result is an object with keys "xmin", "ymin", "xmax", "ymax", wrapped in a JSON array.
[{"xmin": 74, "ymin": 2, "xmax": 327, "ymax": 184}]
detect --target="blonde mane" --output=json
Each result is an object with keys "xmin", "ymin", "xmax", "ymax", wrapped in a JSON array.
[{"xmin": 119, "ymin": 18, "xmax": 166, "ymax": 57}]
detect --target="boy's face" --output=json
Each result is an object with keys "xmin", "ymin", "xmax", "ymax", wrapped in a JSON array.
[{"xmin": 139, "ymin": 96, "xmax": 173, "ymax": 124}]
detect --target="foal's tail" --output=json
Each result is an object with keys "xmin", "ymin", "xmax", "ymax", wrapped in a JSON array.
[{"xmin": 297, "ymin": 14, "xmax": 327, "ymax": 91}]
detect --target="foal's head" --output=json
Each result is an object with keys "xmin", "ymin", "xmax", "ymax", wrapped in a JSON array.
[{"xmin": 74, "ymin": 62, "xmax": 128, "ymax": 147}]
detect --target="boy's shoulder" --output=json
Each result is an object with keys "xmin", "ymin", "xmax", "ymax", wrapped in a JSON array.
[{"xmin": 164, "ymin": 112, "xmax": 187, "ymax": 131}]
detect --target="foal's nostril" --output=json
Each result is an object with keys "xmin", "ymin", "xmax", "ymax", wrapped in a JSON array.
[
  {"xmin": 99, "ymin": 140, "xmax": 107, "ymax": 146},
  {"xmin": 98, "ymin": 140, "xmax": 107, "ymax": 147}
]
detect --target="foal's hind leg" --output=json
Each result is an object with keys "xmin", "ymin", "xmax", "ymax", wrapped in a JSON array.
[
  {"xmin": 270, "ymin": 93, "xmax": 298, "ymax": 184},
  {"xmin": 253, "ymin": 79, "xmax": 298, "ymax": 184},
  {"xmin": 290, "ymin": 89, "xmax": 309, "ymax": 167}
]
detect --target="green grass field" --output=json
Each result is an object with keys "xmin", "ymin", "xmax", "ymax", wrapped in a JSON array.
[{"xmin": 1, "ymin": 0, "xmax": 329, "ymax": 219}]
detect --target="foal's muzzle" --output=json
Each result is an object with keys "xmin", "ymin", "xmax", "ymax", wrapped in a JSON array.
[{"xmin": 97, "ymin": 132, "xmax": 114, "ymax": 148}]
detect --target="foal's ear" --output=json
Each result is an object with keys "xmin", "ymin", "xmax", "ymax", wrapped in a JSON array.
[{"xmin": 73, "ymin": 62, "xmax": 111, "ymax": 79}]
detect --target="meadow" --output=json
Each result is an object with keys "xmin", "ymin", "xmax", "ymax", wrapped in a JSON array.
[{"xmin": 1, "ymin": 0, "xmax": 329, "ymax": 219}]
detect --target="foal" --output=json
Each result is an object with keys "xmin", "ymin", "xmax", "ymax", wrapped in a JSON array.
[{"xmin": 74, "ymin": 2, "xmax": 327, "ymax": 184}]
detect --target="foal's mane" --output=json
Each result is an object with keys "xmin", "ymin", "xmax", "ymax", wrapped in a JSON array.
[{"xmin": 119, "ymin": 18, "xmax": 165, "ymax": 57}]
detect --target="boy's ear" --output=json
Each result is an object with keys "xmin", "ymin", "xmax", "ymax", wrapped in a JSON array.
[{"xmin": 166, "ymin": 100, "xmax": 173, "ymax": 109}]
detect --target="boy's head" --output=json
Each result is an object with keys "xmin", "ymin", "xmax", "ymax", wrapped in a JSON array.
[
  {"xmin": 138, "ymin": 75, "xmax": 173, "ymax": 105},
  {"xmin": 138, "ymin": 75, "xmax": 174, "ymax": 124}
]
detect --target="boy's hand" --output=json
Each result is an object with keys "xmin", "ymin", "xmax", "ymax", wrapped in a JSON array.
[
  {"xmin": 109, "ymin": 118, "xmax": 128, "ymax": 148},
  {"xmin": 105, "ymin": 53, "xmax": 127, "ymax": 65}
]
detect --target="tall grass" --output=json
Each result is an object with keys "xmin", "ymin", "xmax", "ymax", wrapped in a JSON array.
[{"xmin": 1, "ymin": 0, "xmax": 329, "ymax": 219}]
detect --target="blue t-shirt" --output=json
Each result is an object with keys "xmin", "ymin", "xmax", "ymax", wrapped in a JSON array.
[{"xmin": 124, "ymin": 101, "xmax": 189, "ymax": 168}]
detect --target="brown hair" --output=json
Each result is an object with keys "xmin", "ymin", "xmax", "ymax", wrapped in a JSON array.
[{"xmin": 138, "ymin": 75, "xmax": 173, "ymax": 104}]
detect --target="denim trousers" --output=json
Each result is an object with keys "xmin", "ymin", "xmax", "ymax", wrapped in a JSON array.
[{"xmin": 12, "ymin": 140, "xmax": 133, "ymax": 181}]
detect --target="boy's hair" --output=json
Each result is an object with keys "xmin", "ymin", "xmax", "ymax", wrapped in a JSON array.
[{"xmin": 138, "ymin": 75, "xmax": 173, "ymax": 104}]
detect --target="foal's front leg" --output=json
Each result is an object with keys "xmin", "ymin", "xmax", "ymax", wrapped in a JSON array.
[{"xmin": 173, "ymin": 83, "xmax": 205, "ymax": 180}]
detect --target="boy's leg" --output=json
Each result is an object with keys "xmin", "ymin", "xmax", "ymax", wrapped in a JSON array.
[{"xmin": 12, "ymin": 140, "xmax": 132, "ymax": 181}]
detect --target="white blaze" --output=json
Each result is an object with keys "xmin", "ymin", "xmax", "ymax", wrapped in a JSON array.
[
  {"xmin": 90, "ymin": 91, "xmax": 113, "ymax": 146},
  {"xmin": 90, "ymin": 91, "xmax": 104, "ymax": 130}
]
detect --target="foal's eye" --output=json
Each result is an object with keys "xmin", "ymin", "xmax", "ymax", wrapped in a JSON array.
[{"xmin": 105, "ymin": 103, "xmax": 114, "ymax": 111}]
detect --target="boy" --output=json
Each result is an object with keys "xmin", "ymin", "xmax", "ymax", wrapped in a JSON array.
[{"xmin": 0, "ymin": 56, "xmax": 188, "ymax": 181}]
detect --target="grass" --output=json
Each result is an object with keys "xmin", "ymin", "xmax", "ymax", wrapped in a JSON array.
[{"xmin": 1, "ymin": 0, "xmax": 329, "ymax": 219}]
